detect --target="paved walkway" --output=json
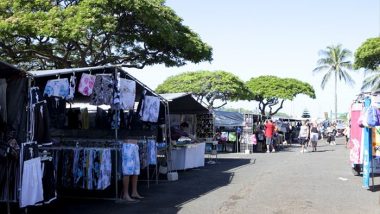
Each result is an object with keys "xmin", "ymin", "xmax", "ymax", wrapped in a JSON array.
[{"xmin": 7, "ymin": 138, "xmax": 380, "ymax": 213}]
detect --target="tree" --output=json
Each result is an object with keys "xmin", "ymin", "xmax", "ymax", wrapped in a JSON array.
[
  {"xmin": 245, "ymin": 76, "xmax": 316, "ymax": 116},
  {"xmin": 0, "ymin": 0, "xmax": 212, "ymax": 70},
  {"xmin": 354, "ymin": 37, "xmax": 380, "ymax": 91},
  {"xmin": 155, "ymin": 70, "xmax": 251, "ymax": 109},
  {"xmin": 313, "ymin": 44, "xmax": 355, "ymax": 121}
]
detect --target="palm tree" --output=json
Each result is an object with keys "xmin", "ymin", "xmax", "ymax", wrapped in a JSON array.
[{"xmin": 313, "ymin": 44, "xmax": 355, "ymax": 121}]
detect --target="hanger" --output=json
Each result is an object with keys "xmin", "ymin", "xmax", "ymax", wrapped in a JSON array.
[{"xmin": 56, "ymin": 74, "xmax": 61, "ymax": 79}]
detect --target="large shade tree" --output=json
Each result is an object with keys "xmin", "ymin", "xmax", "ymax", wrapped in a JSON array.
[
  {"xmin": 354, "ymin": 37, "xmax": 380, "ymax": 91},
  {"xmin": 313, "ymin": 44, "xmax": 355, "ymax": 121},
  {"xmin": 155, "ymin": 70, "xmax": 252, "ymax": 109},
  {"xmin": 0, "ymin": 0, "xmax": 212, "ymax": 70},
  {"xmin": 246, "ymin": 76, "xmax": 316, "ymax": 116}
]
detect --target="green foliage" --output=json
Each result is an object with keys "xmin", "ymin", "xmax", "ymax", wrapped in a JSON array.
[
  {"xmin": 354, "ymin": 37, "xmax": 380, "ymax": 70},
  {"xmin": 246, "ymin": 76, "xmax": 316, "ymax": 100},
  {"xmin": 246, "ymin": 75, "xmax": 315, "ymax": 116},
  {"xmin": 156, "ymin": 70, "xmax": 251, "ymax": 109},
  {"xmin": 0, "ymin": 0, "xmax": 213, "ymax": 70},
  {"xmin": 354, "ymin": 38, "xmax": 380, "ymax": 91}
]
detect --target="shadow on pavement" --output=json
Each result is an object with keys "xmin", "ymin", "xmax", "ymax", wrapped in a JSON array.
[{"xmin": 22, "ymin": 158, "xmax": 252, "ymax": 214}]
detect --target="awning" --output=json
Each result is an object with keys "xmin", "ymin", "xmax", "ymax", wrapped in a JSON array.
[
  {"xmin": 214, "ymin": 111, "xmax": 244, "ymax": 127},
  {"xmin": 0, "ymin": 61, "xmax": 27, "ymax": 79},
  {"xmin": 160, "ymin": 93, "xmax": 209, "ymax": 114}
]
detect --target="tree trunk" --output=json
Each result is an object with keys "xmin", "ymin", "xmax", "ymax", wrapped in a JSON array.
[{"xmin": 334, "ymin": 71, "xmax": 338, "ymax": 122}]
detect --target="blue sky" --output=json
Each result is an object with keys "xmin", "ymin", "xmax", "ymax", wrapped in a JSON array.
[{"xmin": 128, "ymin": 0, "xmax": 380, "ymax": 119}]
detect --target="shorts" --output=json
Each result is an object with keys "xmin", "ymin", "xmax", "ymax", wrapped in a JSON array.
[
  {"xmin": 299, "ymin": 137, "xmax": 308, "ymax": 145},
  {"xmin": 266, "ymin": 137, "xmax": 273, "ymax": 145},
  {"xmin": 122, "ymin": 143, "xmax": 140, "ymax": 175},
  {"xmin": 310, "ymin": 133, "xmax": 318, "ymax": 142}
]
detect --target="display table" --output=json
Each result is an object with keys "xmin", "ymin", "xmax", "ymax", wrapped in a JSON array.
[{"xmin": 169, "ymin": 142, "xmax": 205, "ymax": 171}]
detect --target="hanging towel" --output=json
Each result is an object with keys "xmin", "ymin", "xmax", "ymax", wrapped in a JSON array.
[
  {"xmin": 139, "ymin": 96, "xmax": 160, "ymax": 123},
  {"xmin": 78, "ymin": 73, "xmax": 96, "ymax": 96},
  {"xmin": 43, "ymin": 78, "xmax": 70, "ymax": 99},
  {"xmin": 119, "ymin": 78, "xmax": 136, "ymax": 110}
]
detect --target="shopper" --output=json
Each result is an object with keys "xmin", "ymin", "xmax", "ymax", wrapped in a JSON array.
[
  {"xmin": 343, "ymin": 125, "xmax": 350, "ymax": 148},
  {"xmin": 310, "ymin": 121, "xmax": 319, "ymax": 152},
  {"xmin": 264, "ymin": 119, "xmax": 276, "ymax": 153},
  {"xmin": 298, "ymin": 120, "xmax": 309, "ymax": 153}
]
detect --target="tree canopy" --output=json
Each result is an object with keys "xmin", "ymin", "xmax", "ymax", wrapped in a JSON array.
[
  {"xmin": 155, "ymin": 70, "xmax": 251, "ymax": 109},
  {"xmin": 354, "ymin": 37, "xmax": 380, "ymax": 70},
  {"xmin": 246, "ymin": 76, "xmax": 316, "ymax": 116},
  {"xmin": 0, "ymin": 0, "xmax": 213, "ymax": 70}
]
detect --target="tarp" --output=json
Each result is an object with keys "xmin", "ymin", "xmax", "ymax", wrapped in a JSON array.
[
  {"xmin": 214, "ymin": 111, "xmax": 244, "ymax": 127},
  {"xmin": 160, "ymin": 93, "xmax": 209, "ymax": 114}
]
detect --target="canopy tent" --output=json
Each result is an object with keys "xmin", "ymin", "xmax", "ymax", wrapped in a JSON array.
[
  {"xmin": 159, "ymin": 93, "xmax": 209, "ymax": 114},
  {"xmin": 214, "ymin": 110, "xmax": 244, "ymax": 127},
  {"xmin": 0, "ymin": 61, "xmax": 28, "ymax": 144}
]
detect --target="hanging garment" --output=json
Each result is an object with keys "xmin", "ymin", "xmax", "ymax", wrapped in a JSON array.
[
  {"xmin": 46, "ymin": 96, "xmax": 66, "ymax": 129},
  {"xmin": 98, "ymin": 149, "xmax": 111, "ymax": 190},
  {"xmin": 139, "ymin": 96, "xmax": 160, "ymax": 123},
  {"xmin": 67, "ymin": 108, "xmax": 81, "ymax": 129},
  {"xmin": 62, "ymin": 149, "xmax": 74, "ymax": 188},
  {"xmin": 350, "ymin": 103, "xmax": 363, "ymax": 164},
  {"xmin": 67, "ymin": 75, "xmax": 76, "ymax": 100},
  {"xmin": 221, "ymin": 132, "xmax": 229, "ymax": 142},
  {"xmin": 90, "ymin": 74, "xmax": 114, "ymax": 105},
  {"xmin": 119, "ymin": 78, "xmax": 136, "ymax": 110},
  {"xmin": 228, "ymin": 132, "xmax": 237, "ymax": 142},
  {"xmin": 78, "ymin": 73, "xmax": 96, "ymax": 96},
  {"xmin": 112, "ymin": 72, "xmax": 121, "ymax": 109},
  {"xmin": 73, "ymin": 149, "xmax": 85, "ymax": 189},
  {"xmin": 41, "ymin": 159, "xmax": 57, "ymax": 204},
  {"xmin": 110, "ymin": 109, "xmax": 120, "ymax": 130},
  {"xmin": 32, "ymin": 103, "xmax": 51, "ymax": 144},
  {"xmin": 122, "ymin": 143, "xmax": 140, "ymax": 175},
  {"xmin": 138, "ymin": 140, "xmax": 148, "ymax": 169},
  {"xmin": 81, "ymin": 108, "xmax": 89, "ymax": 129},
  {"xmin": 147, "ymin": 139, "xmax": 157, "ymax": 165},
  {"xmin": 20, "ymin": 157, "xmax": 44, "ymax": 208},
  {"xmin": 29, "ymin": 87, "xmax": 44, "ymax": 105},
  {"xmin": 43, "ymin": 78, "xmax": 70, "ymax": 99},
  {"xmin": 0, "ymin": 79, "xmax": 7, "ymax": 123}
]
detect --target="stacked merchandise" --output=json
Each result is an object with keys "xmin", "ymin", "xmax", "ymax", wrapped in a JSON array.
[{"xmin": 196, "ymin": 113, "xmax": 214, "ymax": 139}]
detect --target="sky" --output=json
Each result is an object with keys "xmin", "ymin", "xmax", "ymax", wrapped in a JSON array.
[{"xmin": 128, "ymin": 0, "xmax": 380, "ymax": 119}]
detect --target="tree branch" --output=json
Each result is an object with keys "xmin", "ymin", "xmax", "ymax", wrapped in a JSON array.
[{"xmin": 271, "ymin": 99, "xmax": 285, "ymax": 116}]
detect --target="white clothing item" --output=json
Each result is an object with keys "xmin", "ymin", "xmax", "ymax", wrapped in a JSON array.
[
  {"xmin": 20, "ymin": 157, "xmax": 44, "ymax": 208},
  {"xmin": 67, "ymin": 75, "xmax": 76, "ymax": 100},
  {"xmin": 139, "ymin": 95, "xmax": 160, "ymax": 123},
  {"xmin": 299, "ymin": 125, "xmax": 309, "ymax": 138},
  {"xmin": 310, "ymin": 132, "xmax": 319, "ymax": 142},
  {"xmin": 119, "ymin": 78, "xmax": 136, "ymax": 110}
]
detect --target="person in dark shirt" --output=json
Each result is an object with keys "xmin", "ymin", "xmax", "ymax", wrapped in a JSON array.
[{"xmin": 170, "ymin": 122, "xmax": 198, "ymax": 143}]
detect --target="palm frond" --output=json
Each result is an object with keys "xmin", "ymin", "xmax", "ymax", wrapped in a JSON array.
[
  {"xmin": 339, "ymin": 69, "xmax": 355, "ymax": 86},
  {"xmin": 321, "ymin": 70, "xmax": 333, "ymax": 89},
  {"xmin": 361, "ymin": 74, "xmax": 380, "ymax": 91},
  {"xmin": 313, "ymin": 65, "xmax": 330, "ymax": 73}
]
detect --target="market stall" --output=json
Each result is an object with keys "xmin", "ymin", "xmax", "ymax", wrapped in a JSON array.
[
  {"xmin": 1, "ymin": 63, "xmax": 171, "ymax": 212},
  {"xmin": 214, "ymin": 110, "xmax": 244, "ymax": 153},
  {"xmin": 160, "ymin": 93, "xmax": 209, "ymax": 171}
]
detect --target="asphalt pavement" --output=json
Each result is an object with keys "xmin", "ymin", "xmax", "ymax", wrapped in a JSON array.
[{"xmin": 4, "ymin": 138, "xmax": 380, "ymax": 214}]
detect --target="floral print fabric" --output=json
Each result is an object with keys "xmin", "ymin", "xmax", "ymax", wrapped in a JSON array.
[{"xmin": 78, "ymin": 73, "xmax": 96, "ymax": 96}]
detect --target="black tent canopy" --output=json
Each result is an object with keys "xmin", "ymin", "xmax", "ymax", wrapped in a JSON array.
[{"xmin": 159, "ymin": 93, "xmax": 209, "ymax": 114}]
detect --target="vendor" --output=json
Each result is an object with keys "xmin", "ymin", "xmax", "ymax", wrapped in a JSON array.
[{"xmin": 170, "ymin": 122, "xmax": 198, "ymax": 143}]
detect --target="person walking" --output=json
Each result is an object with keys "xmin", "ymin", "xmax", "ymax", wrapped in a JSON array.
[
  {"xmin": 343, "ymin": 125, "xmax": 350, "ymax": 148},
  {"xmin": 264, "ymin": 119, "xmax": 276, "ymax": 153},
  {"xmin": 298, "ymin": 120, "xmax": 309, "ymax": 153},
  {"xmin": 310, "ymin": 121, "xmax": 319, "ymax": 152}
]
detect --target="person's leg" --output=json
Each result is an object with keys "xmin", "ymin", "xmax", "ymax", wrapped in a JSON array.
[
  {"xmin": 122, "ymin": 176, "xmax": 136, "ymax": 201},
  {"xmin": 131, "ymin": 175, "xmax": 143, "ymax": 199},
  {"xmin": 266, "ymin": 137, "xmax": 270, "ymax": 153}
]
